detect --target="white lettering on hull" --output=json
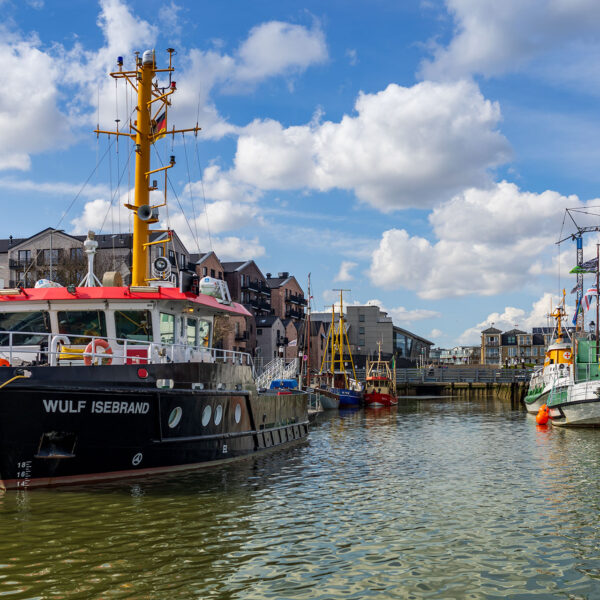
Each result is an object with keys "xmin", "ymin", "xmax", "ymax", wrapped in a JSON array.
[{"xmin": 42, "ymin": 399, "xmax": 150, "ymax": 415}]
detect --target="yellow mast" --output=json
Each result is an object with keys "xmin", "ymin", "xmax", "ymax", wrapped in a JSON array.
[
  {"xmin": 131, "ymin": 52, "xmax": 153, "ymax": 286},
  {"xmin": 95, "ymin": 49, "xmax": 200, "ymax": 286},
  {"xmin": 330, "ymin": 303, "xmax": 335, "ymax": 374},
  {"xmin": 338, "ymin": 289, "xmax": 344, "ymax": 382},
  {"xmin": 549, "ymin": 289, "xmax": 566, "ymax": 343}
]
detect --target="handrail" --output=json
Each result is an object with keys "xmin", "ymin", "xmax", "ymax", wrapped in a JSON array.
[{"xmin": 0, "ymin": 329, "xmax": 253, "ymax": 368}]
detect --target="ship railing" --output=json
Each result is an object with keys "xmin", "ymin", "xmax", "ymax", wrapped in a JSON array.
[{"xmin": 0, "ymin": 330, "xmax": 252, "ymax": 368}]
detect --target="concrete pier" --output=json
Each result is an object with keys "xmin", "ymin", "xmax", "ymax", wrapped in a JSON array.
[{"xmin": 397, "ymin": 381, "xmax": 528, "ymax": 405}]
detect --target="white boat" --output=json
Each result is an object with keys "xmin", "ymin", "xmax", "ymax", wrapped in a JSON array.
[
  {"xmin": 548, "ymin": 337, "xmax": 600, "ymax": 426},
  {"xmin": 524, "ymin": 298, "xmax": 572, "ymax": 414}
]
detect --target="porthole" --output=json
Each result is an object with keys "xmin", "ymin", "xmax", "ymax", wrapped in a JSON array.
[
  {"xmin": 214, "ymin": 404, "xmax": 223, "ymax": 425},
  {"xmin": 168, "ymin": 406, "xmax": 183, "ymax": 428},
  {"xmin": 202, "ymin": 405, "xmax": 212, "ymax": 426},
  {"xmin": 234, "ymin": 403, "xmax": 242, "ymax": 423}
]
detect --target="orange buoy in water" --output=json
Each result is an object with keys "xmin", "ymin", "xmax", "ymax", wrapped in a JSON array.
[{"xmin": 536, "ymin": 404, "xmax": 549, "ymax": 425}]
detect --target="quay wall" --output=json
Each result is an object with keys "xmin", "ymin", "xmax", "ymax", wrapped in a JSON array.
[{"xmin": 398, "ymin": 381, "xmax": 528, "ymax": 407}]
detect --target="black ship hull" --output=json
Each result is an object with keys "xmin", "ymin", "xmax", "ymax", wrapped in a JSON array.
[{"xmin": 0, "ymin": 362, "xmax": 309, "ymax": 489}]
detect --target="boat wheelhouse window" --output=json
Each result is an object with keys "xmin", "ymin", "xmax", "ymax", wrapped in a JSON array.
[
  {"xmin": 115, "ymin": 310, "xmax": 153, "ymax": 344},
  {"xmin": 198, "ymin": 319, "xmax": 211, "ymax": 347},
  {"xmin": 57, "ymin": 310, "xmax": 107, "ymax": 345},
  {"xmin": 187, "ymin": 318, "xmax": 197, "ymax": 346},
  {"xmin": 160, "ymin": 313, "xmax": 175, "ymax": 344},
  {"xmin": 0, "ymin": 311, "xmax": 50, "ymax": 346}
]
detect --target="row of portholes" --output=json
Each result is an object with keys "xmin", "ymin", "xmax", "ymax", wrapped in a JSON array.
[
  {"xmin": 169, "ymin": 403, "xmax": 242, "ymax": 429},
  {"xmin": 202, "ymin": 403, "xmax": 243, "ymax": 426}
]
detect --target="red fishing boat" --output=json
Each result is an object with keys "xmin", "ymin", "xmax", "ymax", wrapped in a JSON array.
[{"xmin": 364, "ymin": 344, "xmax": 397, "ymax": 407}]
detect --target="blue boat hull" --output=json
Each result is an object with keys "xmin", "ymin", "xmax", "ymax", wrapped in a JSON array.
[{"xmin": 331, "ymin": 388, "xmax": 362, "ymax": 406}]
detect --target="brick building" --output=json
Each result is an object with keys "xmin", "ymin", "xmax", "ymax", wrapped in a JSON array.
[{"xmin": 266, "ymin": 272, "xmax": 306, "ymax": 323}]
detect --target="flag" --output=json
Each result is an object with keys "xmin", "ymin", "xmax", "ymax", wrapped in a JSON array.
[
  {"xmin": 584, "ymin": 287, "xmax": 598, "ymax": 311},
  {"xmin": 570, "ymin": 257, "xmax": 598, "ymax": 274},
  {"xmin": 573, "ymin": 298, "xmax": 583, "ymax": 325},
  {"xmin": 571, "ymin": 283, "xmax": 581, "ymax": 294},
  {"xmin": 152, "ymin": 112, "xmax": 167, "ymax": 140}
]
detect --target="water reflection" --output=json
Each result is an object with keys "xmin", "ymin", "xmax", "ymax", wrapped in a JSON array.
[{"xmin": 1, "ymin": 395, "xmax": 600, "ymax": 598}]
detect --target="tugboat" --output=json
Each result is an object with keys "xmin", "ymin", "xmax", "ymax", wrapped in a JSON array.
[
  {"xmin": 0, "ymin": 49, "xmax": 309, "ymax": 489},
  {"xmin": 363, "ymin": 343, "xmax": 398, "ymax": 407},
  {"xmin": 315, "ymin": 291, "xmax": 362, "ymax": 407},
  {"xmin": 523, "ymin": 294, "xmax": 572, "ymax": 414}
]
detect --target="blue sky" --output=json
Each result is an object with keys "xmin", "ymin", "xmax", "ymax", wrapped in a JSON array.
[{"xmin": 3, "ymin": 0, "xmax": 600, "ymax": 347}]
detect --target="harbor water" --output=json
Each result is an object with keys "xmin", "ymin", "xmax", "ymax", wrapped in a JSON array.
[{"xmin": 2, "ymin": 395, "xmax": 600, "ymax": 599}]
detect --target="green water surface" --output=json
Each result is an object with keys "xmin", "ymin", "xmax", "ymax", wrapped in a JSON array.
[{"xmin": 1, "ymin": 396, "xmax": 600, "ymax": 599}]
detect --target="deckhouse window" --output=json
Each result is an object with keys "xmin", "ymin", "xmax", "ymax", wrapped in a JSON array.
[
  {"xmin": 198, "ymin": 319, "xmax": 211, "ymax": 347},
  {"xmin": 0, "ymin": 311, "xmax": 50, "ymax": 346},
  {"xmin": 57, "ymin": 311, "xmax": 106, "ymax": 345},
  {"xmin": 160, "ymin": 313, "xmax": 175, "ymax": 344},
  {"xmin": 186, "ymin": 318, "xmax": 197, "ymax": 346},
  {"xmin": 115, "ymin": 310, "xmax": 153, "ymax": 343}
]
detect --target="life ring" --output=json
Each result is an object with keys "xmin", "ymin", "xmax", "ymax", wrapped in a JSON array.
[
  {"xmin": 84, "ymin": 339, "xmax": 113, "ymax": 366},
  {"xmin": 563, "ymin": 351, "xmax": 571, "ymax": 360},
  {"xmin": 0, "ymin": 358, "xmax": 9, "ymax": 367}
]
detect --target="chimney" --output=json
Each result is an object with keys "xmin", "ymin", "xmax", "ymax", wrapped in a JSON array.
[
  {"xmin": 8, "ymin": 235, "xmax": 13, "ymax": 247},
  {"xmin": 278, "ymin": 271, "xmax": 289, "ymax": 278},
  {"xmin": 266, "ymin": 272, "xmax": 272, "ymax": 278}
]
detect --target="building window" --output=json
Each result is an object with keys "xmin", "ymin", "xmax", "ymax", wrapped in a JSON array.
[
  {"xmin": 168, "ymin": 249, "xmax": 176, "ymax": 265},
  {"xmin": 70, "ymin": 248, "xmax": 84, "ymax": 261},
  {"xmin": 18, "ymin": 250, "xmax": 31, "ymax": 263},
  {"xmin": 179, "ymin": 254, "xmax": 186, "ymax": 269},
  {"xmin": 257, "ymin": 328, "xmax": 263, "ymax": 335},
  {"xmin": 359, "ymin": 314, "xmax": 365, "ymax": 322},
  {"xmin": 211, "ymin": 269, "xmax": 215, "ymax": 278},
  {"xmin": 202, "ymin": 267, "xmax": 207, "ymax": 276},
  {"xmin": 41, "ymin": 249, "xmax": 60, "ymax": 265}
]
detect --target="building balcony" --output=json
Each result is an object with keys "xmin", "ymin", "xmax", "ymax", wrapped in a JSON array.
[
  {"xmin": 285, "ymin": 307, "xmax": 304, "ymax": 319},
  {"xmin": 235, "ymin": 331, "xmax": 249, "ymax": 341},
  {"xmin": 257, "ymin": 299, "xmax": 271, "ymax": 311},
  {"xmin": 485, "ymin": 340, "xmax": 499, "ymax": 346},
  {"xmin": 242, "ymin": 280, "xmax": 260, "ymax": 293},
  {"xmin": 257, "ymin": 282, "xmax": 271, "ymax": 296},
  {"xmin": 9, "ymin": 259, "xmax": 33, "ymax": 269},
  {"xmin": 288, "ymin": 293, "xmax": 306, "ymax": 305}
]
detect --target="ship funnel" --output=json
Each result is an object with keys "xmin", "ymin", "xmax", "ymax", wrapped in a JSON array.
[
  {"xmin": 138, "ymin": 204, "xmax": 153, "ymax": 221},
  {"xmin": 142, "ymin": 50, "xmax": 155, "ymax": 66}
]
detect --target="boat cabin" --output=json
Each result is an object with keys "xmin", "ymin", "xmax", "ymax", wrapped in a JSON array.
[{"xmin": 0, "ymin": 286, "xmax": 251, "ymax": 367}]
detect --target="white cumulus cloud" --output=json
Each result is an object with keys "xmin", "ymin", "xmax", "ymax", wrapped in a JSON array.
[
  {"xmin": 234, "ymin": 80, "xmax": 511, "ymax": 211},
  {"xmin": 420, "ymin": 0, "xmax": 600, "ymax": 82},
  {"xmin": 334, "ymin": 261, "xmax": 358, "ymax": 282},
  {"xmin": 370, "ymin": 181, "xmax": 582, "ymax": 299}
]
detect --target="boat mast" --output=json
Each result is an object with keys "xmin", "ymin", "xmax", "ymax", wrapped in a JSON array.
[
  {"xmin": 131, "ymin": 51, "xmax": 154, "ymax": 286},
  {"xmin": 95, "ymin": 49, "xmax": 200, "ymax": 286},
  {"xmin": 305, "ymin": 273, "xmax": 311, "ymax": 384}
]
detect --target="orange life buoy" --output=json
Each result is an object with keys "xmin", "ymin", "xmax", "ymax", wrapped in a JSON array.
[
  {"xmin": 0, "ymin": 358, "xmax": 9, "ymax": 367},
  {"xmin": 84, "ymin": 339, "xmax": 113, "ymax": 366}
]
